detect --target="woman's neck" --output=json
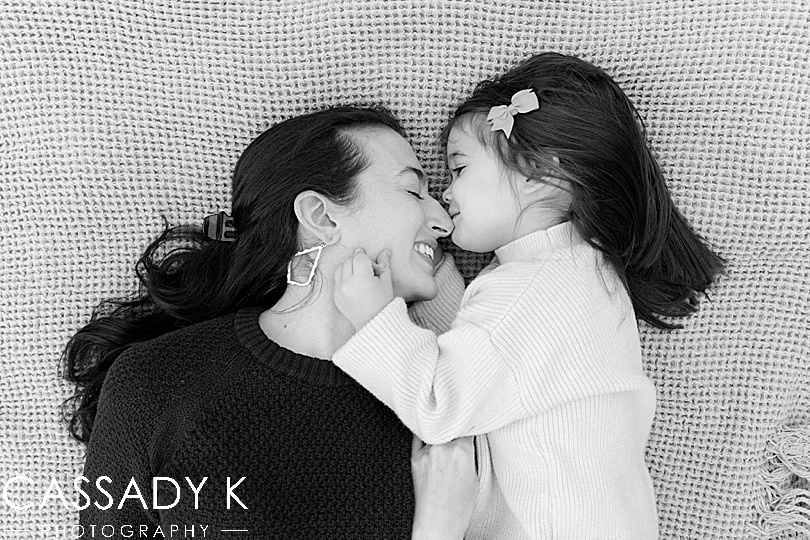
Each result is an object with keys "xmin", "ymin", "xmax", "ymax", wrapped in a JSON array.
[{"xmin": 259, "ymin": 278, "xmax": 355, "ymax": 361}]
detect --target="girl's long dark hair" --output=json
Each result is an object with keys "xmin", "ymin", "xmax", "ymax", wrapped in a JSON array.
[
  {"xmin": 446, "ymin": 52, "xmax": 725, "ymax": 329},
  {"xmin": 62, "ymin": 106, "xmax": 406, "ymax": 444}
]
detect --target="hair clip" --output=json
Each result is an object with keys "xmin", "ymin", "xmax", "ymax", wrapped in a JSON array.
[
  {"xmin": 203, "ymin": 211, "xmax": 238, "ymax": 242},
  {"xmin": 486, "ymin": 89, "xmax": 540, "ymax": 139}
]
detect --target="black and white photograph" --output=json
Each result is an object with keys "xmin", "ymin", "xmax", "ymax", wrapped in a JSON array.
[{"xmin": 1, "ymin": 1, "xmax": 808, "ymax": 538}]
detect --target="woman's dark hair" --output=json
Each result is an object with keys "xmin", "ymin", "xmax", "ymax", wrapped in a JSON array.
[
  {"xmin": 444, "ymin": 52, "xmax": 725, "ymax": 329},
  {"xmin": 62, "ymin": 106, "xmax": 406, "ymax": 444}
]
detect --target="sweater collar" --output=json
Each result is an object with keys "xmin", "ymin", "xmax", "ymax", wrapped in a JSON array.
[
  {"xmin": 234, "ymin": 307, "xmax": 355, "ymax": 387},
  {"xmin": 494, "ymin": 221, "xmax": 583, "ymax": 263}
]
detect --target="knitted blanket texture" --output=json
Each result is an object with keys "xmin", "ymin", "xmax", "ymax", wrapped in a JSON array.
[{"xmin": 1, "ymin": 1, "xmax": 808, "ymax": 538}]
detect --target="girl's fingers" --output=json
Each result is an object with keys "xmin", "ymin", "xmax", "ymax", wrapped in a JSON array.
[
  {"xmin": 378, "ymin": 250, "xmax": 393, "ymax": 286},
  {"xmin": 352, "ymin": 248, "xmax": 374, "ymax": 276},
  {"xmin": 350, "ymin": 248, "xmax": 360, "ymax": 273},
  {"xmin": 372, "ymin": 249, "xmax": 391, "ymax": 277},
  {"xmin": 345, "ymin": 248, "xmax": 393, "ymax": 279}
]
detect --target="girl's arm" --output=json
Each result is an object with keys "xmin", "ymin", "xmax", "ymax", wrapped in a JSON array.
[{"xmin": 334, "ymin": 250, "xmax": 531, "ymax": 444}]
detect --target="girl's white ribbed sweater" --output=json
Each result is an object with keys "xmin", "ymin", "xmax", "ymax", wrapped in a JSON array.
[{"xmin": 334, "ymin": 221, "xmax": 659, "ymax": 539}]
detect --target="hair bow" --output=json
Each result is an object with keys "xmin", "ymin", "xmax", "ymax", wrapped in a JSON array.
[{"xmin": 486, "ymin": 89, "xmax": 540, "ymax": 139}]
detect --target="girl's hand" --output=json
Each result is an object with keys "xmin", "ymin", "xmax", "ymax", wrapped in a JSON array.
[
  {"xmin": 333, "ymin": 249, "xmax": 394, "ymax": 332},
  {"xmin": 411, "ymin": 434, "xmax": 478, "ymax": 540}
]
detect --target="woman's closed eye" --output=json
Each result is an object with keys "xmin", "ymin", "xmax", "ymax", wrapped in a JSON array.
[{"xmin": 407, "ymin": 190, "xmax": 424, "ymax": 200}]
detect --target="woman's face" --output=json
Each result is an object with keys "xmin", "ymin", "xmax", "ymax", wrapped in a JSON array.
[{"xmin": 336, "ymin": 127, "xmax": 453, "ymax": 302}]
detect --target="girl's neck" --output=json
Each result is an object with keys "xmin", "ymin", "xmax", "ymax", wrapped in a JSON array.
[
  {"xmin": 259, "ymin": 276, "xmax": 355, "ymax": 361},
  {"xmin": 512, "ymin": 208, "xmax": 567, "ymax": 242},
  {"xmin": 511, "ymin": 182, "xmax": 572, "ymax": 242}
]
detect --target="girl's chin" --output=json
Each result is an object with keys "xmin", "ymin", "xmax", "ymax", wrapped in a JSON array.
[
  {"xmin": 450, "ymin": 231, "xmax": 468, "ymax": 250},
  {"xmin": 451, "ymin": 233, "xmax": 490, "ymax": 254}
]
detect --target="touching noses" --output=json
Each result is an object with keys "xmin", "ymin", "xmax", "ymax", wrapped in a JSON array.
[
  {"xmin": 426, "ymin": 195, "xmax": 453, "ymax": 237},
  {"xmin": 442, "ymin": 186, "xmax": 453, "ymax": 205}
]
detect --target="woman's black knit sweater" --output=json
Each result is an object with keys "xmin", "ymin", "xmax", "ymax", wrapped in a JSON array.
[{"xmin": 79, "ymin": 308, "xmax": 414, "ymax": 539}]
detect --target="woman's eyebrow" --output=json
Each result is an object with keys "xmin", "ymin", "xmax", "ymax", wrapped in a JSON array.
[{"xmin": 397, "ymin": 166, "xmax": 427, "ymax": 186}]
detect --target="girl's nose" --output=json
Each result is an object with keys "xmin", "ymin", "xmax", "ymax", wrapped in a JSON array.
[{"xmin": 442, "ymin": 187, "xmax": 452, "ymax": 204}]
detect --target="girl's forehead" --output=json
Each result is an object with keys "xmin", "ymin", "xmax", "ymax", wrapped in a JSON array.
[{"xmin": 447, "ymin": 121, "xmax": 485, "ymax": 155}]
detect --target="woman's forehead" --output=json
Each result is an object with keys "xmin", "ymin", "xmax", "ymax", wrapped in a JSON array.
[{"xmin": 352, "ymin": 127, "xmax": 423, "ymax": 177}]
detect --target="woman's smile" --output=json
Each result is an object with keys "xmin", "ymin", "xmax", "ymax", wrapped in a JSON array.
[
  {"xmin": 413, "ymin": 242, "xmax": 436, "ymax": 268},
  {"xmin": 339, "ymin": 127, "xmax": 452, "ymax": 302}
]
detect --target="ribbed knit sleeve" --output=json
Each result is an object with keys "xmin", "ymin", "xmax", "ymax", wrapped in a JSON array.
[
  {"xmin": 334, "ymin": 276, "xmax": 534, "ymax": 444},
  {"xmin": 333, "ymin": 227, "xmax": 653, "ymax": 448}
]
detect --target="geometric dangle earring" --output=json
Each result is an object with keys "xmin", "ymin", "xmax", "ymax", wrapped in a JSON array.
[{"xmin": 286, "ymin": 242, "xmax": 328, "ymax": 287}]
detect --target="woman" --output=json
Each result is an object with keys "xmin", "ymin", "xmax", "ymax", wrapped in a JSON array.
[{"xmin": 63, "ymin": 106, "xmax": 477, "ymax": 539}]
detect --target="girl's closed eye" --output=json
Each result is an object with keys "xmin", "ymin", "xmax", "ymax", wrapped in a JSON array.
[{"xmin": 451, "ymin": 166, "xmax": 465, "ymax": 177}]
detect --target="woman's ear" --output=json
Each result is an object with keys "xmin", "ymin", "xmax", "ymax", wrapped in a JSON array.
[{"xmin": 293, "ymin": 190, "xmax": 341, "ymax": 243}]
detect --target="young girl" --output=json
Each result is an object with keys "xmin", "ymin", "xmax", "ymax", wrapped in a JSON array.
[{"xmin": 332, "ymin": 53, "xmax": 725, "ymax": 539}]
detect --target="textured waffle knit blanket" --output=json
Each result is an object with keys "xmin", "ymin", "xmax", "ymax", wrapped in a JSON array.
[{"xmin": 1, "ymin": 1, "xmax": 808, "ymax": 539}]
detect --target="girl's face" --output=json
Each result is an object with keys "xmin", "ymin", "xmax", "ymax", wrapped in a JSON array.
[
  {"xmin": 337, "ymin": 127, "xmax": 453, "ymax": 302},
  {"xmin": 443, "ymin": 121, "xmax": 524, "ymax": 253}
]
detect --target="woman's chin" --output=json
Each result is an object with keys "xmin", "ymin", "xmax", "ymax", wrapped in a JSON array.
[{"xmin": 396, "ymin": 276, "xmax": 438, "ymax": 303}]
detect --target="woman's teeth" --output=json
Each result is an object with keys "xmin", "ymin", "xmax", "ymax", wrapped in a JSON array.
[{"xmin": 413, "ymin": 243, "xmax": 434, "ymax": 260}]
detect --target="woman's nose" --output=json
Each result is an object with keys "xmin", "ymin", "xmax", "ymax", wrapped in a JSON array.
[{"xmin": 426, "ymin": 196, "xmax": 453, "ymax": 237}]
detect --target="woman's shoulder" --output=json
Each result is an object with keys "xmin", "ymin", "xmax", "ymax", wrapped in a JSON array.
[
  {"xmin": 104, "ymin": 312, "xmax": 244, "ymax": 400},
  {"xmin": 91, "ymin": 312, "xmax": 248, "ymax": 451}
]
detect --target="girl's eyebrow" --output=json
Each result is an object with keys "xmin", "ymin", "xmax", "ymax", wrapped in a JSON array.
[{"xmin": 447, "ymin": 151, "xmax": 466, "ymax": 160}]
